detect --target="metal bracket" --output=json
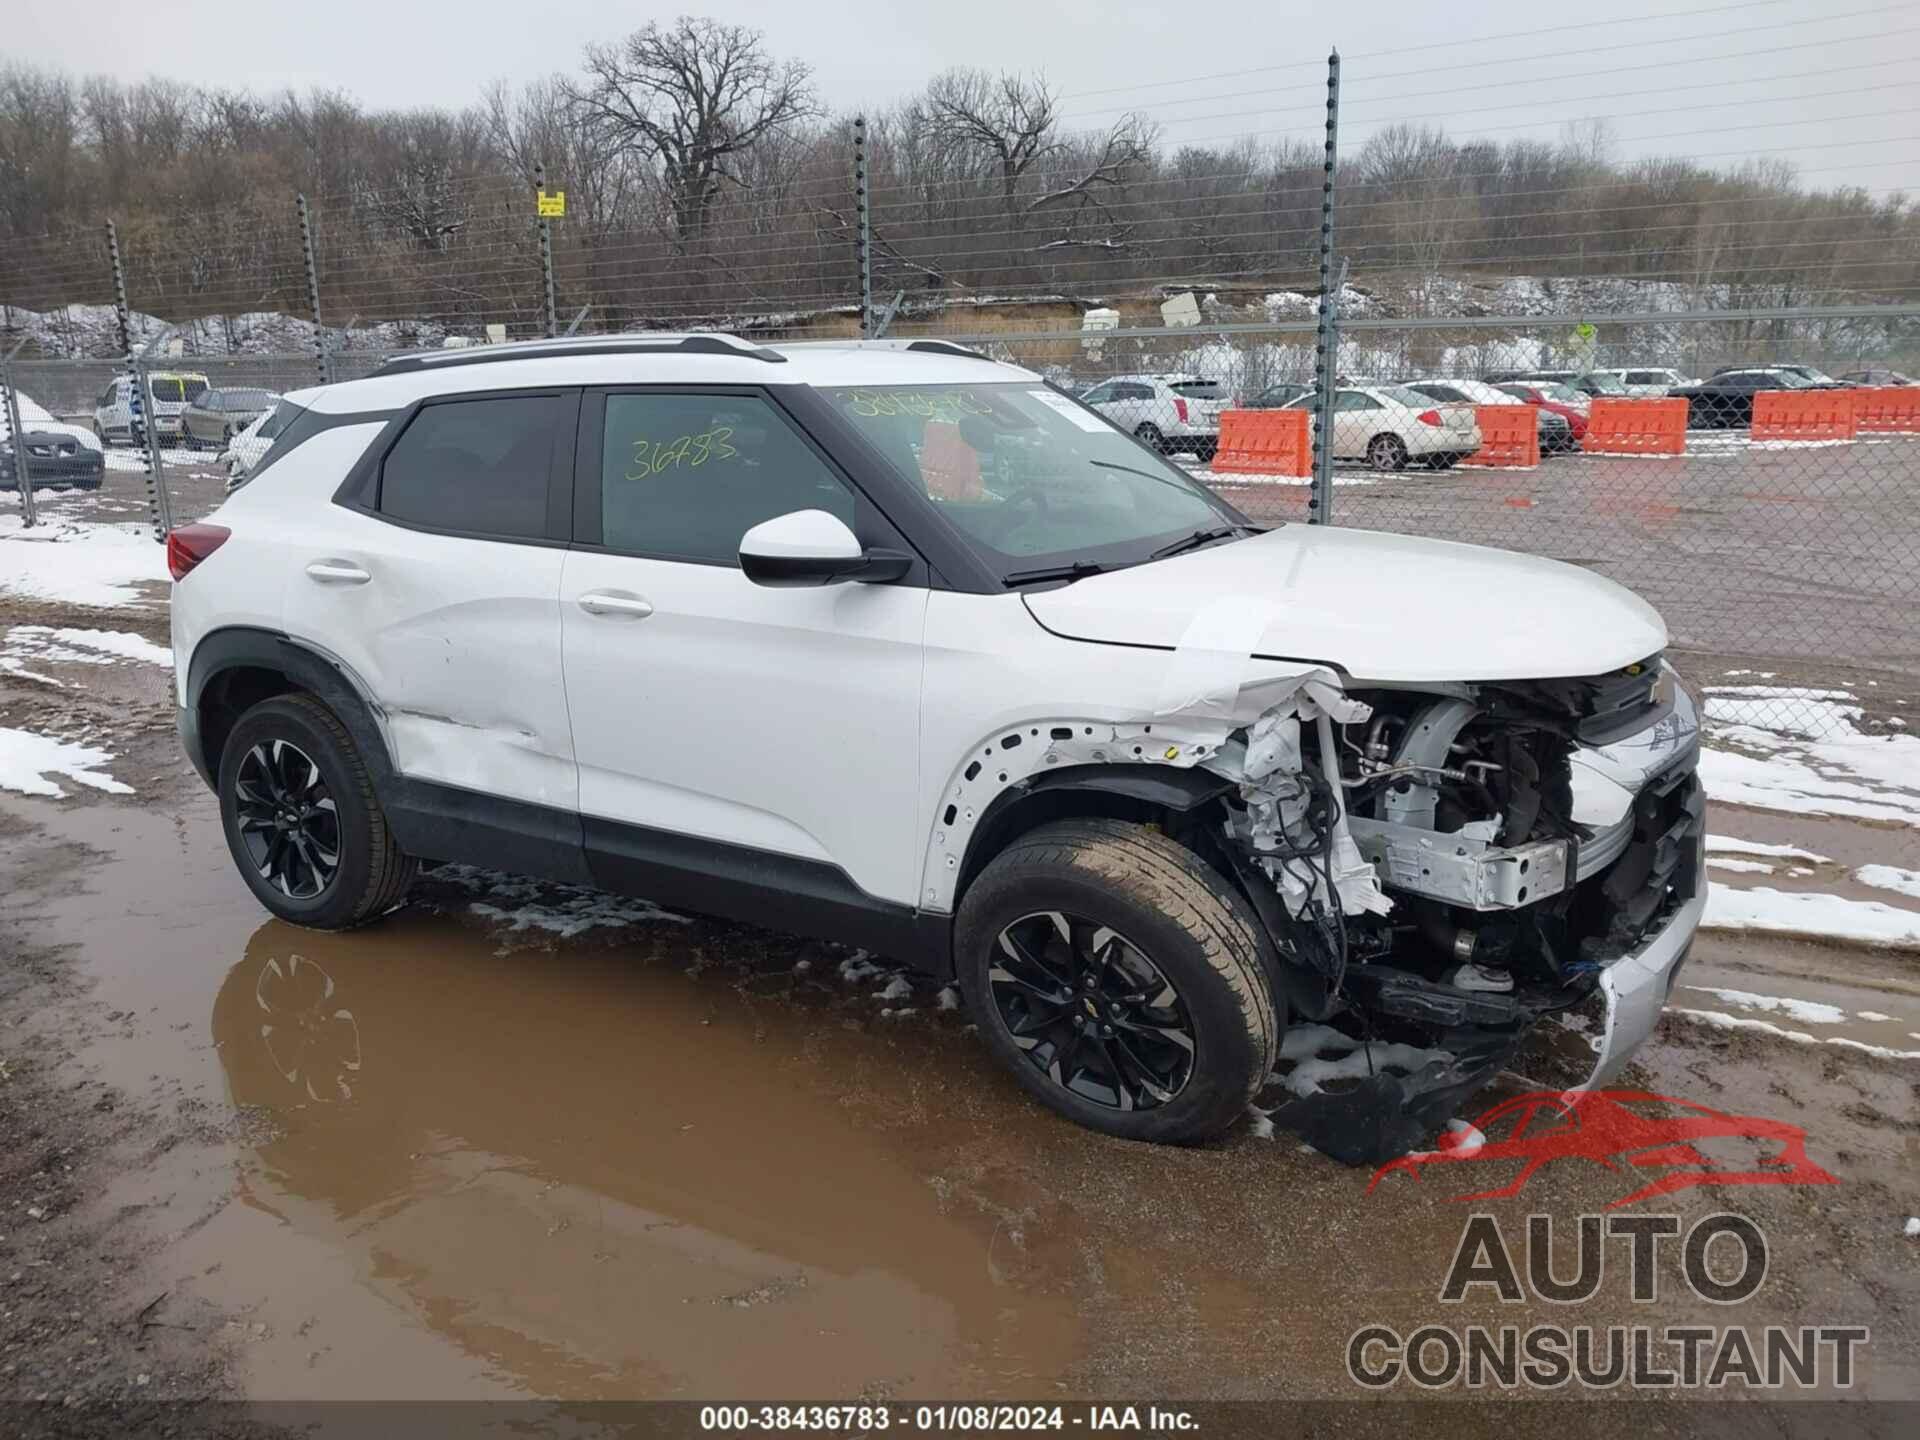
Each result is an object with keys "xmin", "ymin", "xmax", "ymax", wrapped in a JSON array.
[{"xmin": 1349, "ymin": 817, "xmax": 1570, "ymax": 911}]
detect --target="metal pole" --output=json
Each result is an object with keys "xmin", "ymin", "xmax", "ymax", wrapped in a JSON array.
[
  {"xmin": 297, "ymin": 193, "xmax": 331, "ymax": 386},
  {"xmin": 133, "ymin": 326, "xmax": 177, "ymax": 539},
  {"xmin": 853, "ymin": 117, "xmax": 873, "ymax": 339},
  {"xmin": 1, "ymin": 338, "xmax": 38, "ymax": 528},
  {"xmin": 1309, "ymin": 48, "xmax": 1341, "ymax": 525},
  {"xmin": 535, "ymin": 162, "xmax": 559, "ymax": 339},
  {"xmin": 563, "ymin": 304, "xmax": 592, "ymax": 337},
  {"xmin": 106, "ymin": 220, "xmax": 170, "ymax": 539}
]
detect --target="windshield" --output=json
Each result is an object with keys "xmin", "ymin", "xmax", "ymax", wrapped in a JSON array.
[
  {"xmin": 1789, "ymin": 366, "xmax": 1837, "ymax": 384},
  {"xmin": 224, "ymin": 389, "xmax": 276, "ymax": 411},
  {"xmin": 148, "ymin": 376, "xmax": 209, "ymax": 403},
  {"xmin": 823, "ymin": 383, "xmax": 1243, "ymax": 582},
  {"xmin": 1579, "ymin": 372, "xmax": 1627, "ymax": 394}
]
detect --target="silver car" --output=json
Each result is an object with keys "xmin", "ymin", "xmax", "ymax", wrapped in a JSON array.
[
  {"xmin": 1080, "ymin": 373, "xmax": 1230, "ymax": 460},
  {"xmin": 181, "ymin": 388, "xmax": 279, "ymax": 449}
]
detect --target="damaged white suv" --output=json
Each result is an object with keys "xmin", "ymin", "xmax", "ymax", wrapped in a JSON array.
[{"xmin": 169, "ymin": 335, "xmax": 1705, "ymax": 1159}]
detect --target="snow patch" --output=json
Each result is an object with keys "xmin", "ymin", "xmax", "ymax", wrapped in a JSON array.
[
  {"xmin": 1273, "ymin": 1023, "xmax": 1452, "ymax": 1098},
  {"xmin": 0, "ymin": 515, "xmax": 168, "ymax": 608},
  {"xmin": 5, "ymin": 626, "xmax": 171, "ymax": 668},
  {"xmin": 1680, "ymin": 985, "xmax": 1845, "ymax": 1026},
  {"xmin": 1671, "ymin": 1009, "xmax": 1920, "ymax": 1061},
  {"xmin": 1705, "ymin": 835, "xmax": 1830, "ymax": 863},
  {"xmin": 1857, "ymin": 864, "xmax": 1920, "ymax": 900},
  {"xmin": 0, "ymin": 727, "xmax": 133, "ymax": 798},
  {"xmin": 1706, "ymin": 857, "xmax": 1774, "ymax": 875},
  {"xmin": 1703, "ymin": 884, "xmax": 1920, "ymax": 950}
]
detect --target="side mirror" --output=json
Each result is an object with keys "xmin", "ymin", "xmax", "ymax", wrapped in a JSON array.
[{"xmin": 739, "ymin": 509, "xmax": 911, "ymax": 588}]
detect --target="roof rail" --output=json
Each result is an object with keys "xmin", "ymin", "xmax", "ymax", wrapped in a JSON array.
[
  {"xmin": 372, "ymin": 333, "xmax": 786, "ymax": 377},
  {"xmin": 770, "ymin": 338, "xmax": 991, "ymax": 361}
]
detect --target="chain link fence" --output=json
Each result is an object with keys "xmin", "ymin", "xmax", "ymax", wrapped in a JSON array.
[{"xmin": 6, "ymin": 43, "xmax": 1919, "ymax": 741}]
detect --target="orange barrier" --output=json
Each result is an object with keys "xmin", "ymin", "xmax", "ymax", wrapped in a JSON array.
[
  {"xmin": 1212, "ymin": 408, "xmax": 1311, "ymax": 476},
  {"xmin": 1584, "ymin": 397, "xmax": 1688, "ymax": 455},
  {"xmin": 1751, "ymin": 390, "xmax": 1857, "ymax": 442},
  {"xmin": 1460, "ymin": 404, "xmax": 1539, "ymax": 468},
  {"xmin": 1852, "ymin": 385, "xmax": 1920, "ymax": 433},
  {"xmin": 920, "ymin": 421, "xmax": 984, "ymax": 499}
]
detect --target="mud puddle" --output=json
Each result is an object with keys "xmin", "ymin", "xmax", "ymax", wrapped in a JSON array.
[{"xmin": 9, "ymin": 786, "xmax": 1920, "ymax": 1410}]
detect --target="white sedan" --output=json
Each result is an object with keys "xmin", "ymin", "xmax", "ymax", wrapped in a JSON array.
[{"xmin": 1282, "ymin": 384, "xmax": 1481, "ymax": 471}]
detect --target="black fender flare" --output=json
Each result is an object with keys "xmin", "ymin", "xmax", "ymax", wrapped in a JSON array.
[
  {"xmin": 955, "ymin": 762, "xmax": 1235, "ymax": 899},
  {"xmin": 184, "ymin": 626, "xmax": 396, "ymax": 788}
]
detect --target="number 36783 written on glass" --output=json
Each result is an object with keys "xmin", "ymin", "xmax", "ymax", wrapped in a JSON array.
[{"xmin": 625, "ymin": 426, "xmax": 737, "ymax": 480}]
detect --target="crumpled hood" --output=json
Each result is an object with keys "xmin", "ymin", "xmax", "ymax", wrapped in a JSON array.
[{"xmin": 1022, "ymin": 525, "xmax": 1667, "ymax": 684}]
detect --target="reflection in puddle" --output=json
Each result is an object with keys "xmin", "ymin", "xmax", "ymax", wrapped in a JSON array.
[
  {"xmin": 256, "ymin": 954, "xmax": 361, "ymax": 1102},
  {"xmin": 212, "ymin": 912, "xmax": 1079, "ymax": 1398}
]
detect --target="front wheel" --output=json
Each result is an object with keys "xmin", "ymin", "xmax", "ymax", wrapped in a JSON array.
[
  {"xmin": 956, "ymin": 819, "xmax": 1278, "ymax": 1144},
  {"xmin": 217, "ymin": 693, "xmax": 416, "ymax": 930},
  {"xmin": 1367, "ymin": 433, "xmax": 1408, "ymax": 471},
  {"xmin": 1134, "ymin": 422, "xmax": 1168, "ymax": 455}
]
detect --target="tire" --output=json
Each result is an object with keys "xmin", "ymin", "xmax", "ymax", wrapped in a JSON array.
[
  {"xmin": 1366, "ymin": 433, "xmax": 1408, "ymax": 471},
  {"xmin": 217, "ymin": 693, "xmax": 416, "ymax": 930},
  {"xmin": 956, "ymin": 818, "xmax": 1279, "ymax": 1144},
  {"xmin": 1134, "ymin": 422, "xmax": 1168, "ymax": 455},
  {"xmin": 1194, "ymin": 440, "xmax": 1218, "ymax": 464}
]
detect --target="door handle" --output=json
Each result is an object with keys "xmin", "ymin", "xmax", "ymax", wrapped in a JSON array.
[
  {"xmin": 305, "ymin": 559, "xmax": 371, "ymax": 585},
  {"xmin": 578, "ymin": 590, "xmax": 654, "ymax": 619}
]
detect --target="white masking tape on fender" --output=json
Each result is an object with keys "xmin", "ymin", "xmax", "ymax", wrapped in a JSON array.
[{"xmin": 1154, "ymin": 596, "xmax": 1280, "ymax": 723}]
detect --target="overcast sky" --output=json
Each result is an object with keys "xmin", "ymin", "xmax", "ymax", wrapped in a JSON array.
[{"xmin": 12, "ymin": 0, "xmax": 1920, "ymax": 192}]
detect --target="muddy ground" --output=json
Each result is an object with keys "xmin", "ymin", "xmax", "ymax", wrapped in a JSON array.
[{"xmin": 1, "ymin": 459, "xmax": 1918, "ymax": 1436}]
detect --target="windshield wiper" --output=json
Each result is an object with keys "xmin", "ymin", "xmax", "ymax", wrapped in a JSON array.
[
  {"xmin": 1150, "ymin": 525, "xmax": 1244, "ymax": 560},
  {"xmin": 1003, "ymin": 559, "xmax": 1109, "ymax": 587},
  {"xmin": 1087, "ymin": 458, "xmax": 1192, "ymax": 492}
]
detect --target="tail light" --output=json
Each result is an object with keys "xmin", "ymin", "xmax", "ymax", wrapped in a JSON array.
[
  {"xmin": 1416, "ymin": 409, "xmax": 1443, "ymax": 427},
  {"xmin": 167, "ymin": 524, "xmax": 230, "ymax": 581},
  {"xmin": 1173, "ymin": 397, "xmax": 1189, "ymax": 423}
]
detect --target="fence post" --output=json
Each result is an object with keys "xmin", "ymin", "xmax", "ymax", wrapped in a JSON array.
[
  {"xmin": 105, "ymin": 219, "xmax": 170, "ymax": 540},
  {"xmin": 535, "ymin": 162, "xmax": 559, "ymax": 339},
  {"xmin": 297, "ymin": 193, "xmax": 332, "ymax": 385},
  {"xmin": 1, "ymin": 338, "xmax": 39, "ymax": 528},
  {"xmin": 853, "ymin": 116, "xmax": 873, "ymax": 339},
  {"xmin": 1309, "ymin": 48, "xmax": 1341, "ymax": 525},
  {"xmin": 133, "ymin": 328, "xmax": 176, "ymax": 539}
]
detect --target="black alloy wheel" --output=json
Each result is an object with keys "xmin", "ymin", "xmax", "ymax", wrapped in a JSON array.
[
  {"xmin": 233, "ymin": 739, "xmax": 342, "ymax": 899},
  {"xmin": 988, "ymin": 910, "xmax": 1197, "ymax": 1112}
]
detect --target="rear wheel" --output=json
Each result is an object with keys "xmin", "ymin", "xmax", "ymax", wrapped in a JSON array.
[
  {"xmin": 1367, "ymin": 433, "xmax": 1408, "ymax": 471},
  {"xmin": 1194, "ymin": 439, "xmax": 1219, "ymax": 464},
  {"xmin": 956, "ymin": 819, "xmax": 1278, "ymax": 1144},
  {"xmin": 1134, "ymin": 422, "xmax": 1167, "ymax": 454},
  {"xmin": 217, "ymin": 693, "xmax": 416, "ymax": 930}
]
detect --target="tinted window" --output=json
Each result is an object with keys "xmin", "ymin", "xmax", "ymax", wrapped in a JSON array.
[
  {"xmin": 1169, "ymin": 381, "xmax": 1225, "ymax": 398},
  {"xmin": 225, "ymin": 389, "xmax": 275, "ymax": 410},
  {"xmin": 379, "ymin": 394, "xmax": 560, "ymax": 538},
  {"xmin": 600, "ymin": 392, "xmax": 854, "ymax": 564},
  {"xmin": 1081, "ymin": 383, "xmax": 1114, "ymax": 404}
]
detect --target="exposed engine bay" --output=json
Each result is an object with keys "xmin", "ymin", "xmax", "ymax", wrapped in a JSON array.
[{"xmin": 1201, "ymin": 657, "xmax": 1705, "ymax": 1165}]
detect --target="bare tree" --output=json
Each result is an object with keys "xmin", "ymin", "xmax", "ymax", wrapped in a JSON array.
[{"xmin": 563, "ymin": 17, "xmax": 814, "ymax": 250}]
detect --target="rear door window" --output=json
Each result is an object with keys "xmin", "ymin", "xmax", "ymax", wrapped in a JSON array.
[
  {"xmin": 1169, "ymin": 381, "xmax": 1226, "ymax": 399},
  {"xmin": 378, "ymin": 393, "xmax": 564, "ymax": 539}
]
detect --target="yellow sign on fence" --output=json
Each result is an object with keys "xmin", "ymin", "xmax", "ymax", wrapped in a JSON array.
[{"xmin": 537, "ymin": 190, "xmax": 566, "ymax": 218}]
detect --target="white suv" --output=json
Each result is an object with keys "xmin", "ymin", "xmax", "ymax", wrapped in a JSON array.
[
  {"xmin": 1080, "ymin": 373, "xmax": 1229, "ymax": 461},
  {"xmin": 168, "ymin": 334, "xmax": 1704, "ymax": 1157}
]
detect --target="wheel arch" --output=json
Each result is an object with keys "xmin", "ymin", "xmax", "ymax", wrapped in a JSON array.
[
  {"xmin": 954, "ymin": 765, "xmax": 1234, "ymax": 908},
  {"xmin": 186, "ymin": 627, "xmax": 395, "ymax": 791}
]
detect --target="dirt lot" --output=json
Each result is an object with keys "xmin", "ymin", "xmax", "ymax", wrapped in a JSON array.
[{"xmin": 2, "ymin": 453, "xmax": 1918, "ymax": 1435}]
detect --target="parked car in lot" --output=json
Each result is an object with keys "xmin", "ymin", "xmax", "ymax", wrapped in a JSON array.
[
  {"xmin": 1710, "ymin": 363, "xmax": 1851, "ymax": 389},
  {"xmin": 219, "ymin": 401, "xmax": 298, "ymax": 489},
  {"xmin": 1836, "ymin": 366, "xmax": 1914, "ymax": 387},
  {"xmin": 169, "ymin": 333, "xmax": 1703, "ymax": 1155},
  {"xmin": 1492, "ymin": 381, "xmax": 1590, "ymax": 443},
  {"xmin": 1247, "ymin": 381, "xmax": 1313, "ymax": 408},
  {"xmin": 182, "ymin": 388, "xmax": 279, "ymax": 449},
  {"xmin": 1, "ymin": 386, "xmax": 106, "ymax": 490},
  {"xmin": 1406, "ymin": 378, "xmax": 1575, "ymax": 454},
  {"xmin": 1279, "ymin": 384, "xmax": 1481, "ymax": 470},
  {"xmin": 1585, "ymin": 367, "xmax": 1694, "ymax": 397},
  {"xmin": 1490, "ymin": 370, "xmax": 1626, "ymax": 400},
  {"xmin": 1080, "ymin": 373, "xmax": 1230, "ymax": 460},
  {"xmin": 93, "ymin": 370, "xmax": 211, "ymax": 446},
  {"xmin": 1670, "ymin": 368, "xmax": 1835, "ymax": 428}
]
